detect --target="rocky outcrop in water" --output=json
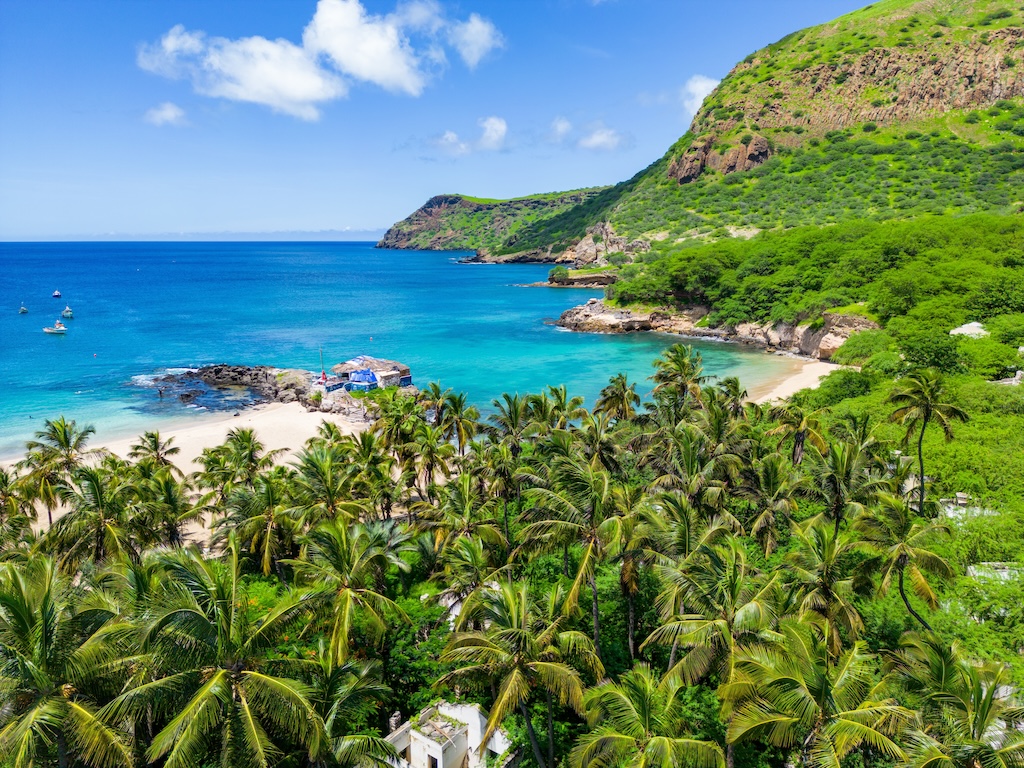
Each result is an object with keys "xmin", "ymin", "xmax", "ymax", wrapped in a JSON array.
[{"xmin": 557, "ymin": 299, "xmax": 878, "ymax": 360}]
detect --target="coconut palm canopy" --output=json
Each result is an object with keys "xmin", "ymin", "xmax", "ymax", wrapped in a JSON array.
[{"xmin": 0, "ymin": 356, "xmax": 1017, "ymax": 768}]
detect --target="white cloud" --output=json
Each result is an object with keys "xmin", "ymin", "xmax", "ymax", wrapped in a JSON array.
[
  {"xmin": 578, "ymin": 124, "xmax": 622, "ymax": 151},
  {"xmin": 681, "ymin": 74, "xmax": 719, "ymax": 116},
  {"xmin": 436, "ymin": 129, "xmax": 471, "ymax": 156},
  {"xmin": 139, "ymin": 0, "xmax": 502, "ymax": 120},
  {"xmin": 201, "ymin": 36, "xmax": 346, "ymax": 119},
  {"xmin": 477, "ymin": 116, "xmax": 507, "ymax": 150},
  {"xmin": 434, "ymin": 115, "xmax": 507, "ymax": 156},
  {"xmin": 144, "ymin": 101, "xmax": 187, "ymax": 126},
  {"xmin": 550, "ymin": 116, "xmax": 572, "ymax": 142},
  {"xmin": 303, "ymin": 0, "xmax": 427, "ymax": 95},
  {"xmin": 448, "ymin": 13, "xmax": 503, "ymax": 69}
]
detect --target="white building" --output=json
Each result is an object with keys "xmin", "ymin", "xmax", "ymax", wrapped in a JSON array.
[{"xmin": 387, "ymin": 702, "xmax": 512, "ymax": 768}]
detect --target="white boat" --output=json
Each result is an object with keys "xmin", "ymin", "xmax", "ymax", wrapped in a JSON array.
[
  {"xmin": 61, "ymin": 305, "xmax": 73, "ymax": 319},
  {"xmin": 52, "ymin": 290, "xmax": 61, "ymax": 298},
  {"xmin": 43, "ymin": 320, "xmax": 67, "ymax": 335},
  {"xmin": 19, "ymin": 304, "xmax": 27, "ymax": 314}
]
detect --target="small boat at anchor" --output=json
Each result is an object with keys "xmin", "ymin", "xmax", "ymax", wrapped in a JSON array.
[
  {"xmin": 19, "ymin": 304, "xmax": 28, "ymax": 314},
  {"xmin": 52, "ymin": 290, "xmax": 62, "ymax": 298},
  {"xmin": 61, "ymin": 305, "xmax": 73, "ymax": 319},
  {"xmin": 43, "ymin": 320, "xmax": 67, "ymax": 335}
]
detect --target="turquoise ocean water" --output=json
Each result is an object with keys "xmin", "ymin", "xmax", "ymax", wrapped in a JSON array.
[{"xmin": 0, "ymin": 242, "xmax": 796, "ymax": 458}]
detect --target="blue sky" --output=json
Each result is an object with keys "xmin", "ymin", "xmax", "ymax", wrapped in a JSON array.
[{"xmin": 0, "ymin": 0, "xmax": 866, "ymax": 239}]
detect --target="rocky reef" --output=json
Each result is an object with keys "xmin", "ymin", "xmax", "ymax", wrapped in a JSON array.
[
  {"xmin": 148, "ymin": 364, "xmax": 406, "ymax": 419},
  {"xmin": 557, "ymin": 299, "xmax": 878, "ymax": 361}
]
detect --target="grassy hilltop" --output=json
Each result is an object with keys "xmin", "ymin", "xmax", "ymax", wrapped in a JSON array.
[{"xmin": 380, "ymin": 0, "xmax": 1024, "ymax": 254}]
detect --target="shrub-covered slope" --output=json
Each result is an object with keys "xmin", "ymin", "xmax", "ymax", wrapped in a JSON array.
[{"xmin": 382, "ymin": 0, "xmax": 1024, "ymax": 255}]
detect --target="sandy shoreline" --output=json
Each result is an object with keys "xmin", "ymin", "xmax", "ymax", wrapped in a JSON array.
[
  {"xmin": 2, "ymin": 402, "xmax": 368, "ymax": 476},
  {"xmin": 751, "ymin": 358, "xmax": 839, "ymax": 404},
  {"xmin": 3, "ymin": 357, "xmax": 836, "ymax": 470}
]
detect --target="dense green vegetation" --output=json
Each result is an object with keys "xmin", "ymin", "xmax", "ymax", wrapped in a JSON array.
[
  {"xmin": 383, "ymin": 0, "xmax": 1024, "ymax": 257},
  {"xmin": 609, "ymin": 213, "xmax": 1024, "ymax": 380},
  {"xmin": 501, "ymin": 125, "xmax": 1024, "ymax": 253},
  {"xmin": 378, "ymin": 189, "xmax": 606, "ymax": 253},
  {"xmin": 3, "ymin": 344, "xmax": 1024, "ymax": 768}
]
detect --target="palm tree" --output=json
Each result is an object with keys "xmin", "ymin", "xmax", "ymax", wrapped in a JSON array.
[
  {"xmin": 715, "ymin": 377, "xmax": 749, "ymax": 419},
  {"xmin": 419, "ymin": 472, "xmax": 505, "ymax": 556},
  {"xmin": 0, "ymin": 469, "xmax": 33, "ymax": 547},
  {"xmin": 887, "ymin": 633, "xmax": 1024, "ymax": 768},
  {"xmin": 488, "ymin": 392, "xmax": 533, "ymax": 449},
  {"xmin": 856, "ymin": 495, "xmax": 952, "ymax": 631},
  {"xmin": 440, "ymin": 581, "xmax": 598, "ymax": 768},
  {"xmin": 767, "ymin": 403, "xmax": 827, "ymax": 466},
  {"xmin": 571, "ymin": 663, "xmax": 725, "ymax": 768},
  {"xmin": 104, "ymin": 541, "xmax": 325, "ymax": 768},
  {"xmin": 724, "ymin": 623, "xmax": 912, "ymax": 768},
  {"xmin": 303, "ymin": 653, "xmax": 396, "ymax": 767},
  {"xmin": 805, "ymin": 440, "xmax": 886, "ymax": 537},
  {"xmin": 432, "ymin": 536, "xmax": 505, "ymax": 629},
  {"xmin": 441, "ymin": 391, "xmax": 480, "ymax": 456},
  {"xmin": 24, "ymin": 416, "xmax": 100, "ymax": 480},
  {"xmin": 215, "ymin": 465, "xmax": 302, "ymax": 580},
  {"xmin": 0, "ymin": 556, "xmax": 132, "ymax": 768},
  {"xmin": 291, "ymin": 442, "xmax": 365, "ymax": 526},
  {"xmin": 786, "ymin": 519, "xmax": 865, "ymax": 658},
  {"xmin": 888, "ymin": 369, "xmax": 968, "ymax": 516},
  {"xmin": 606, "ymin": 484, "xmax": 660, "ymax": 659},
  {"xmin": 134, "ymin": 468, "xmax": 203, "ymax": 548},
  {"xmin": 520, "ymin": 454, "xmax": 615, "ymax": 658},
  {"xmin": 128, "ymin": 430, "xmax": 182, "ymax": 476},
  {"xmin": 419, "ymin": 381, "xmax": 451, "ymax": 426},
  {"xmin": 222, "ymin": 427, "xmax": 284, "ymax": 488},
  {"xmin": 737, "ymin": 452, "xmax": 800, "ymax": 557},
  {"xmin": 48, "ymin": 465, "xmax": 137, "ymax": 570},
  {"xmin": 652, "ymin": 344, "xmax": 709, "ymax": 406},
  {"xmin": 291, "ymin": 520, "xmax": 411, "ymax": 665},
  {"xmin": 19, "ymin": 416, "xmax": 100, "ymax": 528},
  {"xmin": 643, "ymin": 539, "xmax": 777, "ymax": 768},
  {"xmin": 408, "ymin": 422, "xmax": 455, "ymax": 503},
  {"xmin": 595, "ymin": 372, "xmax": 641, "ymax": 422}
]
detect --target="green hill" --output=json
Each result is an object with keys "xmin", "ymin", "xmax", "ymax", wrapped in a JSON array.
[{"xmin": 380, "ymin": 0, "xmax": 1024, "ymax": 255}]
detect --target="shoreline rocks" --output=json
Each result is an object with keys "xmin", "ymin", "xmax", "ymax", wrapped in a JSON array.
[
  {"xmin": 556, "ymin": 299, "xmax": 878, "ymax": 361},
  {"xmin": 150, "ymin": 364, "xmax": 414, "ymax": 419}
]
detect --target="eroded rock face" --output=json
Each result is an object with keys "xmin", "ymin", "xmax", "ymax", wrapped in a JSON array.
[
  {"xmin": 669, "ymin": 135, "xmax": 772, "ymax": 183},
  {"xmin": 557, "ymin": 301, "xmax": 878, "ymax": 360}
]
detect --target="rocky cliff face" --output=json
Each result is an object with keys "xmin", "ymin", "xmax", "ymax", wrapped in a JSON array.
[
  {"xmin": 669, "ymin": 4, "xmax": 1024, "ymax": 182},
  {"xmin": 557, "ymin": 300, "xmax": 878, "ymax": 360},
  {"xmin": 377, "ymin": 190, "xmax": 604, "ymax": 252}
]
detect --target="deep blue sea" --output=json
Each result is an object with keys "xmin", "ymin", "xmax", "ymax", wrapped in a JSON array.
[{"xmin": 0, "ymin": 242, "xmax": 797, "ymax": 458}]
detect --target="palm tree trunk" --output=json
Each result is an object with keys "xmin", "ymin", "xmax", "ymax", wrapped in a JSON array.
[
  {"xmin": 627, "ymin": 589, "xmax": 636, "ymax": 660},
  {"xmin": 727, "ymin": 742, "xmax": 736, "ymax": 768},
  {"xmin": 57, "ymin": 730, "xmax": 70, "ymax": 768},
  {"xmin": 563, "ymin": 545, "xmax": 570, "ymax": 579},
  {"xmin": 546, "ymin": 691, "xmax": 555, "ymax": 768},
  {"xmin": 519, "ymin": 702, "xmax": 547, "ymax": 768},
  {"xmin": 590, "ymin": 572, "xmax": 602, "ymax": 661},
  {"xmin": 668, "ymin": 637, "xmax": 679, "ymax": 670},
  {"xmin": 917, "ymin": 416, "xmax": 928, "ymax": 517},
  {"xmin": 898, "ymin": 564, "xmax": 932, "ymax": 631}
]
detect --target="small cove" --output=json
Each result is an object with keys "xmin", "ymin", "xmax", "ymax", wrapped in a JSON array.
[{"xmin": 0, "ymin": 242, "xmax": 799, "ymax": 457}]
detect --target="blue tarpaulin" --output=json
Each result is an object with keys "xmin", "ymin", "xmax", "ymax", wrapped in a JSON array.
[{"xmin": 349, "ymin": 369, "xmax": 377, "ymax": 384}]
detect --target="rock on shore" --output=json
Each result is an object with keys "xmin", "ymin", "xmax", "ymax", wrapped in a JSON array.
[{"xmin": 557, "ymin": 299, "xmax": 877, "ymax": 361}]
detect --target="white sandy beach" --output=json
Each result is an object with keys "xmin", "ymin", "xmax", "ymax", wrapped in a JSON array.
[
  {"xmin": 752, "ymin": 359, "xmax": 839, "ymax": 404},
  {"xmin": 95, "ymin": 402, "xmax": 368, "ymax": 475}
]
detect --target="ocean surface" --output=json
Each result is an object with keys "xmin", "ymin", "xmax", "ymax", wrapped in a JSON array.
[{"xmin": 0, "ymin": 242, "xmax": 797, "ymax": 458}]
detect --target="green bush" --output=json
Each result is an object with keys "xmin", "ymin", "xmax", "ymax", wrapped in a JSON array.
[
  {"xmin": 958, "ymin": 336, "xmax": 1022, "ymax": 379},
  {"xmin": 548, "ymin": 265, "xmax": 570, "ymax": 284},
  {"xmin": 833, "ymin": 329, "xmax": 895, "ymax": 365},
  {"xmin": 987, "ymin": 313, "xmax": 1024, "ymax": 347}
]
